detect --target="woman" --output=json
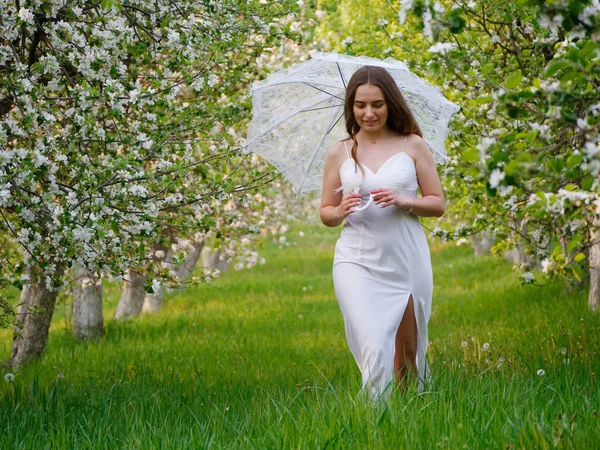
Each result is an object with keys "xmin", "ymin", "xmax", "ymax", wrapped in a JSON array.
[{"xmin": 320, "ymin": 66, "xmax": 445, "ymax": 397}]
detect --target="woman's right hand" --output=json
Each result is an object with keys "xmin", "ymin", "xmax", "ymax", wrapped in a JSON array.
[{"xmin": 336, "ymin": 193, "xmax": 362, "ymax": 219}]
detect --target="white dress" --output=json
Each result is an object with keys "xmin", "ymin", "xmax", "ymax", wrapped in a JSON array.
[{"xmin": 333, "ymin": 137, "xmax": 432, "ymax": 397}]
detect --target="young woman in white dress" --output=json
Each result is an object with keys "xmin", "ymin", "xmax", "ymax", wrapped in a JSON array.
[{"xmin": 320, "ymin": 66, "xmax": 445, "ymax": 397}]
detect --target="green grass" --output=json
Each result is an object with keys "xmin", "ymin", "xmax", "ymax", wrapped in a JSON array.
[{"xmin": 1, "ymin": 223, "xmax": 599, "ymax": 449}]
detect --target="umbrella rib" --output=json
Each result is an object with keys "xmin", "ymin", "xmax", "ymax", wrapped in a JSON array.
[
  {"xmin": 298, "ymin": 107, "xmax": 344, "ymax": 193},
  {"xmin": 300, "ymin": 104, "xmax": 343, "ymax": 113},
  {"xmin": 336, "ymin": 63, "xmax": 347, "ymax": 89},
  {"xmin": 302, "ymin": 82, "xmax": 345, "ymax": 101},
  {"xmin": 326, "ymin": 110, "xmax": 345, "ymax": 135}
]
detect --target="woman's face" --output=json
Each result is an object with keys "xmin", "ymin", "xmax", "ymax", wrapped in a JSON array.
[{"xmin": 353, "ymin": 84, "xmax": 388, "ymax": 133}]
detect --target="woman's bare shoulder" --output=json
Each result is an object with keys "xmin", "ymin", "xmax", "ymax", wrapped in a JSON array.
[
  {"xmin": 326, "ymin": 139, "xmax": 351, "ymax": 161},
  {"xmin": 405, "ymin": 134, "xmax": 432, "ymax": 159}
]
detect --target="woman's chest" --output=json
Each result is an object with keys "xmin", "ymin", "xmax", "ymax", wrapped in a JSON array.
[{"xmin": 339, "ymin": 152, "xmax": 418, "ymax": 193}]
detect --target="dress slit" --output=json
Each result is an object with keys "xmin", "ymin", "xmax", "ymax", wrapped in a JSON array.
[{"xmin": 393, "ymin": 293, "xmax": 417, "ymax": 375}]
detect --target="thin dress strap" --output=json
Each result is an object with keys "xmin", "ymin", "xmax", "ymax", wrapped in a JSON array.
[{"xmin": 342, "ymin": 140, "xmax": 351, "ymax": 159}]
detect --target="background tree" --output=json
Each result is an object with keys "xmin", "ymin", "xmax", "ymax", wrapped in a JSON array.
[{"xmin": 0, "ymin": 0, "xmax": 298, "ymax": 367}]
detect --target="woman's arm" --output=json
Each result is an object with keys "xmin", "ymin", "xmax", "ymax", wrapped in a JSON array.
[{"xmin": 320, "ymin": 142, "xmax": 362, "ymax": 227}]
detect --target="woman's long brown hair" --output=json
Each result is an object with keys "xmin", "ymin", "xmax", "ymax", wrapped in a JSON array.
[{"xmin": 344, "ymin": 66, "xmax": 423, "ymax": 176}]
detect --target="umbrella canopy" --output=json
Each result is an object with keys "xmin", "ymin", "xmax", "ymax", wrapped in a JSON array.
[{"xmin": 245, "ymin": 52, "xmax": 460, "ymax": 194}]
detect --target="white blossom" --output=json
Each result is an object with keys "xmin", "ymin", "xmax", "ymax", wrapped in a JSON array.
[
  {"xmin": 398, "ymin": 0, "xmax": 414, "ymax": 24},
  {"xmin": 584, "ymin": 141, "xmax": 600, "ymax": 159},
  {"xmin": 433, "ymin": 2, "xmax": 446, "ymax": 14},
  {"xmin": 579, "ymin": 0, "xmax": 600, "ymax": 26},
  {"xmin": 427, "ymin": 42, "xmax": 457, "ymax": 55},
  {"xmin": 541, "ymin": 258, "xmax": 553, "ymax": 273},
  {"xmin": 529, "ymin": 122, "xmax": 551, "ymax": 140},
  {"xmin": 18, "ymin": 8, "xmax": 34, "ymax": 24},
  {"xmin": 476, "ymin": 137, "xmax": 496, "ymax": 161},
  {"xmin": 422, "ymin": 9, "xmax": 434, "ymax": 41},
  {"xmin": 0, "ymin": 183, "xmax": 11, "ymax": 206},
  {"xmin": 522, "ymin": 272, "xmax": 535, "ymax": 283},
  {"xmin": 208, "ymin": 74, "xmax": 219, "ymax": 88},
  {"xmin": 456, "ymin": 238, "xmax": 469, "ymax": 246},
  {"xmin": 489, "ymin": 169, "xmax": 505, "ymax": 189}
]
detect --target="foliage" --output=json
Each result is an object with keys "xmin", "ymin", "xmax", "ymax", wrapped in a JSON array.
[{"xmin": 312, "ymin": 0, "xmax": 600, "ymax": 285}]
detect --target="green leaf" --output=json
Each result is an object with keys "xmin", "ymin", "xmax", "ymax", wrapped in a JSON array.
[
  {"xmin": 561, "ymin": 71, "xmax": 585, "ymax": 85},
  {"xmin": 515, "ymin": 131, "xmax": 532, "ymax": 140},
  {"xmin": 448, "ymin": 10, "xmax": 466, "ymax": 34},
  {"xmin": 474, "ymin": 96, "xmax": 493, "ymax": 104},
  {"xmin": 505, "ymin": 160, "xmax": 520, "ymax": 175},
  {"xmin": 461, "ymin": 148, "xmax": 479, "ymax": 162},
  {"xmin": 543, "ymin": 59, "xmax": 569, "ymax": 77},
  {"xmin": 580, "ymin": 40, "xmax": 599, "ymax": 57},
  {"xmin": 505, "ymin": 70, "xmax": 522, "ymax": 89},
  {"xmin": 568, "ymin": 234, "xmax": 583, "ymax": 253},
  {"xmin": 548, "ymin": 159, "xmax": 563, "ymax": 173},
  {"xmin": 481, "ymin": 63, "xmax": 495, "ymax": 75},
  {"xmin": 552, "ymin": 244, "xmax": 563, "ymax": 257},
  {"xmin": 101, "ymin": 0, "xmax": 115, "ymax": 10},
  {"xmin": 574, "ymin": 253, "xmax": 586, "ymax": 263},
  {"xmin": 566, "ymin": 154, "xmax": 582, "ymax": 169},
  {"xmin": 536, "ymin": 191, "xmax": 547, "ymax": 202},
  {"xmin": 583, "ymin": 177, "xmax": 594, "ymax": 190},
  {"xmin": 515, "ymin": 152, "xmax": 532, "ymax": 163},
  {"xmin": 572, "ymin": 264, "xmax": 584, "ymax": 282}
]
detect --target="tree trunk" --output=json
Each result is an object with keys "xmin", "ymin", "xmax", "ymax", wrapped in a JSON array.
[
  {"xmin": 72, "ymin": 269, "xmax": 104, "ymax": 340},
  {"xmin": 141, "ymin": 241, "xmax": 172, "ymax": 314},
  {"xmin": 4, "ymin": 265, "xmax": 64, "ymax": 369},
  {"xmin": 142, "ymin": 290, "xmax": 164, "ymax": 314},
  {"xmin": 588, "ymin": 216, "xmax": 600, "ymax": 311},
  {"xmin": 172, "ymin": 238, "xmax": 205, "ymax": 285},
  {"xmin": 142, "ymin": 237, "xmax": 206, "ymax": 312},
  {"xmin": 503, "ymin": 247, "xmax": 536, "ymax": 268},
  {"xmin": 471, "ymin": 231, "xmax": 494, "ymax": 257},
  {"xmin": 203, "ymin": 248, "xmax": 230, "ymax": 273},
  {"xmin": 114, "ymin": 269, "xmax": 146, "ymax": 320}
]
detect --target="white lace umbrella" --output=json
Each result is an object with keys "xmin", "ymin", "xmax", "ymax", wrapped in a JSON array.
[{"xmin": 245, "ymin": 52, "xmax": 460, "ymax": 194}]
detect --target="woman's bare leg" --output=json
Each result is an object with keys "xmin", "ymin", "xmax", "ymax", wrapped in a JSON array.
[{"xmin": 394, "ymin": 295, "xmax": 418, "ymax": 388}]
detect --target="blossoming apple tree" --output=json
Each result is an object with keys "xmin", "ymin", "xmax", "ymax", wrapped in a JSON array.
[{"xmin": 0, "ymin": 0, "xmax": 298, "ymax": 366}]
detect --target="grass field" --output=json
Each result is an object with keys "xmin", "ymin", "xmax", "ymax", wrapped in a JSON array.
[{"xmin": 1, "ymin": 223, "xmax": 599, "ymax": 449}]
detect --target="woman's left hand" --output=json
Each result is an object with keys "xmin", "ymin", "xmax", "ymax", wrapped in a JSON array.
[{"xmin": 370, "ymin": 188, "xmax": 410, "ymax": 210}]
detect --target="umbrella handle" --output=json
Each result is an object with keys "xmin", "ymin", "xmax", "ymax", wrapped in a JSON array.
[{"xmin": 354, "ymin": 194, "xmax": 373, "ymax": 212}]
